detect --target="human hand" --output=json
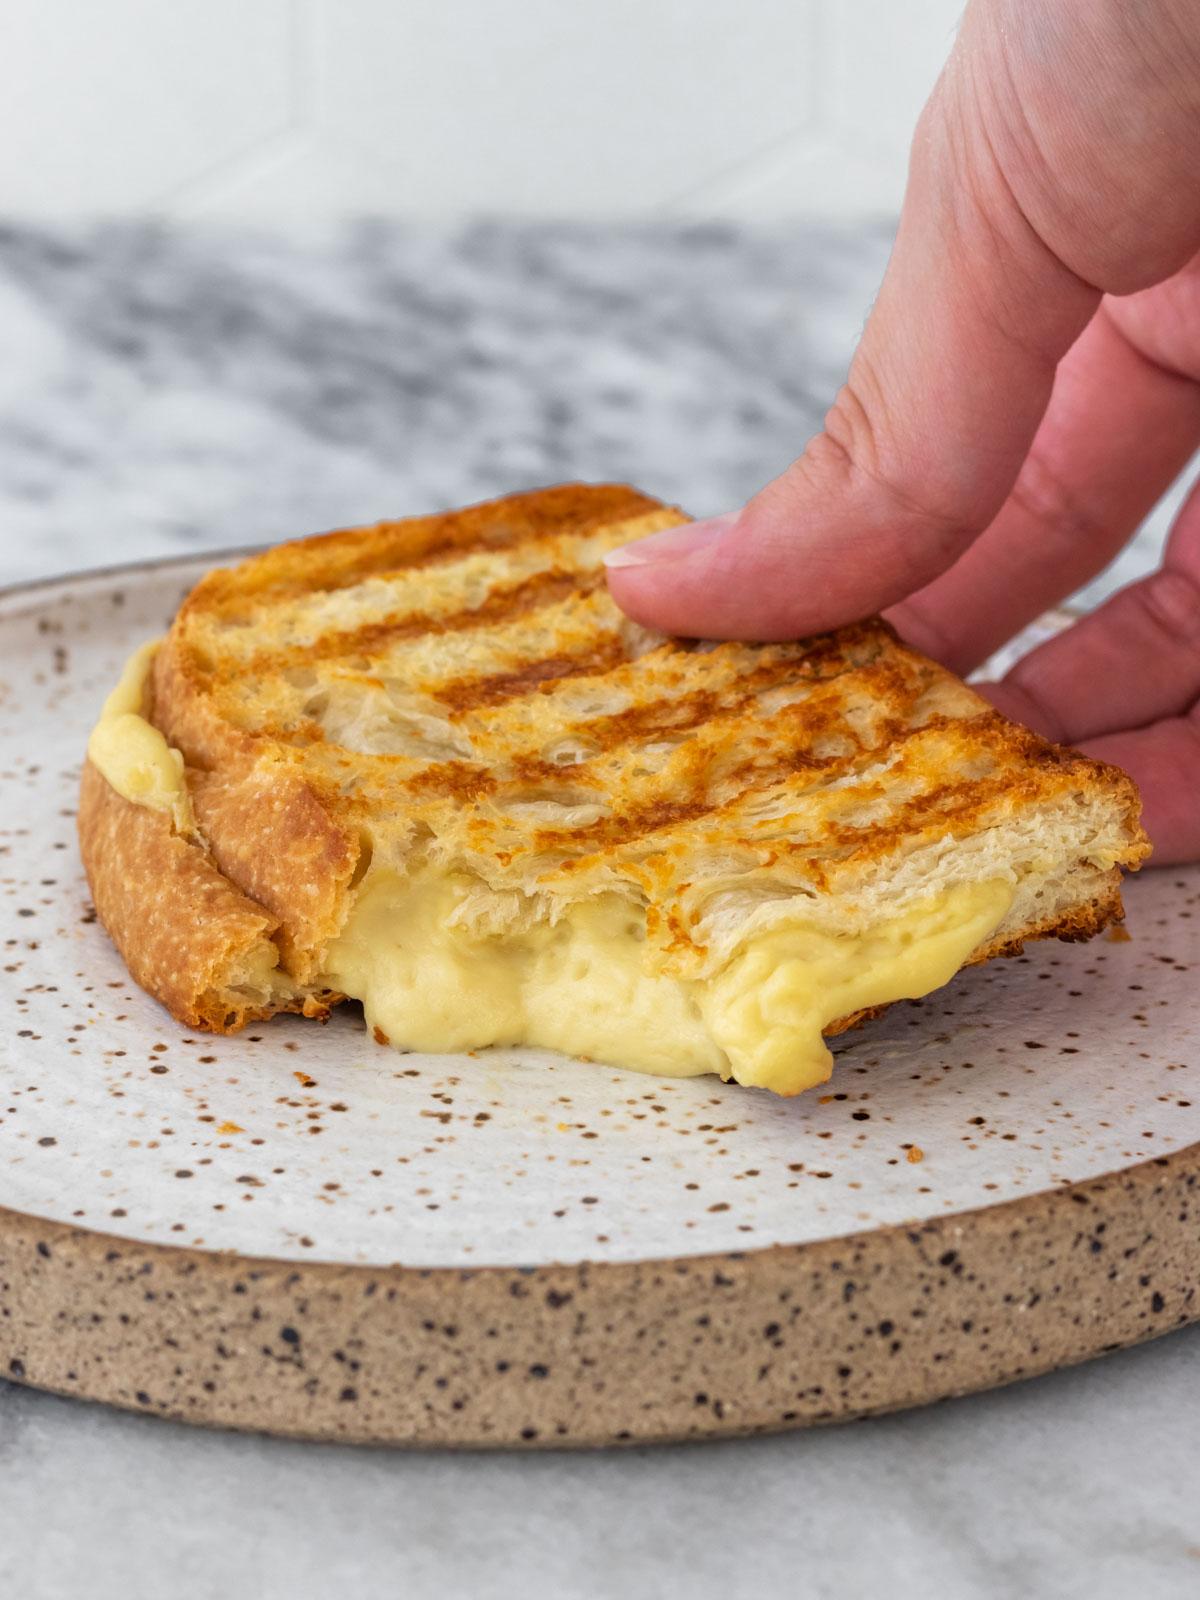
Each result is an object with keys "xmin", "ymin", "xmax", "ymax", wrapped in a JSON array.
[{"xmin": 604, "ymin": 0, "xmax": 1200, "ymax": 863}]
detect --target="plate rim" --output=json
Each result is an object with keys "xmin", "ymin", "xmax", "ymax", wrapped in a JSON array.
[
  {"xmin": 3, "ymin": 1138, "xmax": 1197, "ymax": 1446},
  {"xmin": 4, "ymin": 549, "xmax": 1197, "ymax": 1445}
]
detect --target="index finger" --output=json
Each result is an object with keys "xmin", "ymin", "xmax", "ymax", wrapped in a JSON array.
[{"xmin": 606, "ymin": 0, "xmax": 1200, "ymax": 641}]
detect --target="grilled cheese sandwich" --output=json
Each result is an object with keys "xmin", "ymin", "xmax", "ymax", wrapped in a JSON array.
[{"xmin": 77, "ymin": 484, "xmax": 1149, "ymax": 1096}]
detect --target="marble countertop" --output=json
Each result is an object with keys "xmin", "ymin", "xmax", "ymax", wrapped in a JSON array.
[{"xmin": 1, "ymin": 221, "xmax": 1197, "ymax": 1599}]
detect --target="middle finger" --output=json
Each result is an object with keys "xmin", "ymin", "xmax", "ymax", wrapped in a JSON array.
[
  {"xmin": 888, "ymin": 293, "xmax": 1200, "ymax": 673},
  {"xmin": 977, "ymin": 472, "xmax": 1200, "ymax": 745}
]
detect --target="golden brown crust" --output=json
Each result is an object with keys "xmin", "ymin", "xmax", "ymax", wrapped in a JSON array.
[
  {"xmin": 81, "ymin": 481, "xmax": 1151, "ymax": 1056},
  {"xmin": 77, "ymin": 761, "xmax": 282, "ymax": 1032},
  {"xmin": 187, "ymin": 766, "xmax": 361, "ymax": 983},
  {"xmin": 188, "ymin": 482, "xmax": 662, "ymax": 610}
]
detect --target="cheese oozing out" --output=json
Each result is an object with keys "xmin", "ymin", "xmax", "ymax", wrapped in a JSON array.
[
  {"xmin": 322, "ymin": 868, "xmax": 1014, "ymax": 1096},
  {"xmin": 88, "ymin": 647, "xmax": 1015, "ymax": 1094},
  {"xmin": 86, "ymin": 640, "xmax": 195, "ymax": 834}
]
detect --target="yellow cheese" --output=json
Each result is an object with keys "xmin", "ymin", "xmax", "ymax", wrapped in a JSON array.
[
  {"xmin": 322, "ymin": 869, "xmax": 1013, "ymax": 1095},
  {"xmin": 86, "ymin": 640, "xmax": 195, "ymax": 834},
  {"xmin": 86, "ymin": 649, "xmax": 1015, "ymax": 1094},
  {"xmin": 698, "ymin": 881, "xmax": 1013, "ymax": 1094}
]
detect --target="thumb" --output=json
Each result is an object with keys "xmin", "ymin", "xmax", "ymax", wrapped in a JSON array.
[{"xmin": 606, "ymin": 0, "xmax": 1196, "ymax": 640}]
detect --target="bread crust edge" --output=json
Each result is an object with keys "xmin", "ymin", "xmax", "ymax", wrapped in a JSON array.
[{"xmin": 77, "ymin": 760, "xmax": 337, "ymax": 1033}]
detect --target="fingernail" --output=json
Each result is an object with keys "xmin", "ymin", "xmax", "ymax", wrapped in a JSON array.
[{"xmin": 602, "ymin": 511, "xmax": 738, "ymax": 570}]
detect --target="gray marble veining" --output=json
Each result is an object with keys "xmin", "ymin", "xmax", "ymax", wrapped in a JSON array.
[
  {"xmin": 0, "ymin": 221, "xmax": 1196, "ymax": 1599},
  {"xmin": 0, "ymin": 219, "xmax": 895, "ymax": 585},
  {"xmin": 0, "ymin": 219, "xmax": 1187, "ymax": 601},
  {"xmin": 4, "ymin": 1326, "xmax": 1200, "ymax": 1600}
]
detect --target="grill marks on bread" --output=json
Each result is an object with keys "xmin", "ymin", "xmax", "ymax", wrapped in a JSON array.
[
  {"xmin": 234, "ymin": 568, "xmax": 600, "ymax": 674},
  {"xmin": 195, "ymin": 483, "xmax": 663, "ymax": 612},
  {"xmin": 85, "ymin": 482, "xmax": 1148, "ymax": 1037},
  {"xmin": 196, "ymin": 502, "xmax": 680, "ymax": 668},
  {"xmin": 178, "ymin": 566, "xmax": 940, "ymax": 863},
  {"xmin": 152, "ymin": 484, "xmax": 1146, "ymax": 916},
  {"xmin": 161, "ymin": 504, "xmax": 1018, "ymax": 868},
  {"xmin": 435, "ymin": 643, "xmax": 631, "ymax": 711}
]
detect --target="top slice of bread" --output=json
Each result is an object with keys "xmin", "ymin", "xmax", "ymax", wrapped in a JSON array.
[{"xmin": 79, "ymin": 482, "xmax": 1149, "ymax": 1037}]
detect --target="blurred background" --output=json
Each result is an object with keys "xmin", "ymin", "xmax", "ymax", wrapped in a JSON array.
[
  {"xmin": 2, "ymin": 0, "xmax": 959, "ymax": 217},
  {"xmin": 0, "ymin": 0, "xmax": 1190, "ymax": 598}
]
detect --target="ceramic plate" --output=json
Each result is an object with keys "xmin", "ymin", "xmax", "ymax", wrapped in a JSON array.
[{"xmin": 1, "ymin": 556, "xmax": 1197, "ymax": 1446}]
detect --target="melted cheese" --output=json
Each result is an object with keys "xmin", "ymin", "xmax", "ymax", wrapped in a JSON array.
[
  {"xmin": 698, "ymin": 881, "xmax": 1012, "ymax": 1094},
  {"xmin": 87, "ymin": 652, "xmax": 1015, "ymax": 1094},
  {"xmin": 323, "ymin": 870, "xmax": 1013, "ymax": 1095},
  {"xmin": 86, "ymin": 639, "xmax": 195, "ymax": 834}
]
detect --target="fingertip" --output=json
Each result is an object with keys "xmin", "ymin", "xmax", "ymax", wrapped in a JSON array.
[
  {"xmin": 603, "ymin": 510, "xmax": 748, "ymax": 635},
  {"xmin": 601, "ymin": 511, "xmax": 737, "ymax": 572}
]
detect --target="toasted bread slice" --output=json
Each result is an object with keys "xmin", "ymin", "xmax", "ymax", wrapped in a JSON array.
[{"xmin": 79, "ymin": 484, "xmax": 1149, "ymax": 1095}]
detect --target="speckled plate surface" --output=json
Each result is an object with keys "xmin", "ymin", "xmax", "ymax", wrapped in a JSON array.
[{"xmin": 1, "ymin": 556, "xmax": 1198, "ymax": 1447}]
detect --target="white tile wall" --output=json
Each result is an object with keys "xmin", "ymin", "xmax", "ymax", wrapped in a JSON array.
[
  {"xmin": 0, "ymin": 1, "xmax": 963, "ymax": 217},
  {"xmin": 1, "ymin": 0, "xmax": 295, "ymax": 211}
]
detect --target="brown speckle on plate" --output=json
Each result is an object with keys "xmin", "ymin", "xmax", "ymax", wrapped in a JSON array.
[{"xmin": 0, "ymin": 560, "xmax": 1197, "ymax": 1444}]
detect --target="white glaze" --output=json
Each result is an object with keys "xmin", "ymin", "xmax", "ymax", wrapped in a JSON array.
[{"xmin": 2, "ymin": 559, "xmax": 1196, "ymax": 1269}]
